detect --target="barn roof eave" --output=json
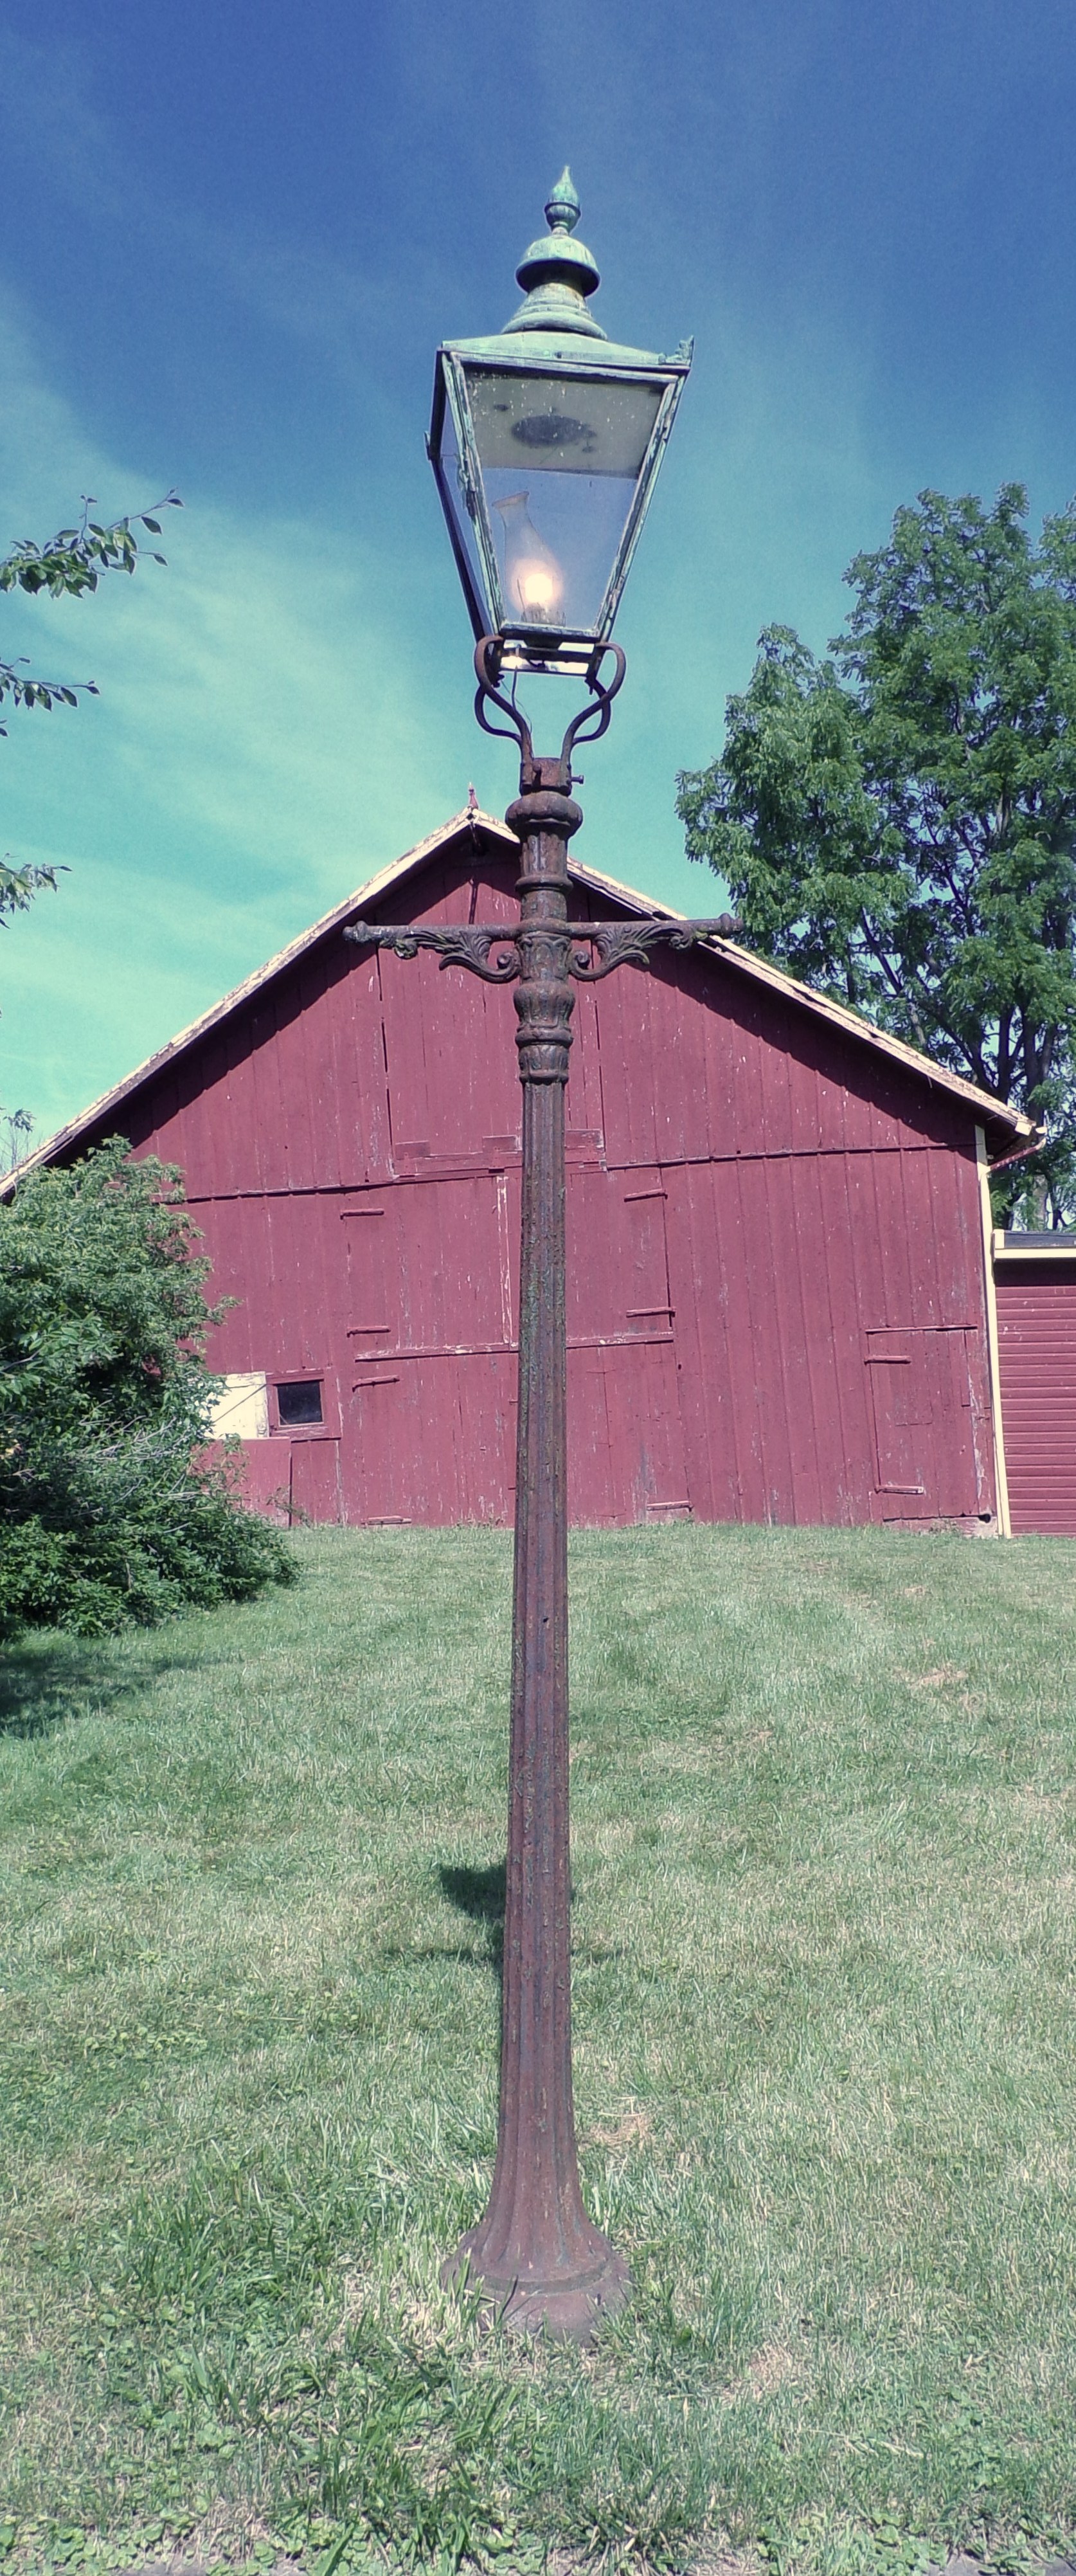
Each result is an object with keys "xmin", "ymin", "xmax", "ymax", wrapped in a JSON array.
[
  {"xmin": 3, "ymin": 812, "xmax": 1032, "ymax": 1195},
  {"xmin": 566, "ymin": 854, "xmax": 1034, "ymax": 1149},
  {"xmin": 0, "ymin": 806, "xmax": 517, "ymax": 1197}
]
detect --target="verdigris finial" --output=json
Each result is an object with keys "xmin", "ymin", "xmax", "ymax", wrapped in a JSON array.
[
  {"xmin": 545, "ymin": 168, "xmax": 581, "ymax": 235},
  {"xmin": 505, "ymin": 170, "xmax": 605, "ymax": 339}
]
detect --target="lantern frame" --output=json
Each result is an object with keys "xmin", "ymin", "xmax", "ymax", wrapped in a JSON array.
[{"xmin": 427, "ymin": 178, "xmax": 692, "ymax": 677}]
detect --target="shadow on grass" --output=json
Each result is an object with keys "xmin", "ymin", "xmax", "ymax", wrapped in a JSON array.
[
  {"xmin": 438, "ymin": 1860, "xmax": 506, "ymax": 1973},
  {"xmin": 0, "ymin": 1635, "xmax": 204, "ymax": 1741},
  {"xmin": 0, "ymin": 1641, "xmax": 125, "ymax": 1741},
  {"xmin": 382, "ymin": 1862, "xmax": 507, "ymax": 1986}
]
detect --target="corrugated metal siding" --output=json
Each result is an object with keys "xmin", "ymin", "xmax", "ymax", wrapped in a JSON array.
[
  {"xmin": 996, "ymin": 1263, "xmax": 1076, "ymax": 1533},
  {"xmin": 76, "ymin": 832, "xmax": 998, "ymax": 1531}
]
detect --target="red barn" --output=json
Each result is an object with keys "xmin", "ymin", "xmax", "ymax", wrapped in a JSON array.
[
  {"xmin": 17, "ymin": 808, "xmax": 1031, "ymax": 1532},
  {"xmin": 993, "ymin": 1232, "xmax": 1076, "ymax": 1534}
]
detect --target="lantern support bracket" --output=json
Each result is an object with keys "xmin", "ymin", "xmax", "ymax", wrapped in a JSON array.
[{"xmin": 472, "ymin": 634, "xmax": 626, "ymax": 790}]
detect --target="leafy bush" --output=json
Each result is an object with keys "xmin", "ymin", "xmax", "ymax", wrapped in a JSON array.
[{"xmin": 0, "ymin": 1138, "xmax": 294, "ymax": 1637}]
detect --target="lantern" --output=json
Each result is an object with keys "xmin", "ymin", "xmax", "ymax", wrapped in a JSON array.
[{"xmin": 428, "ymin": 170, "xmax": 692, "ymax": 676}]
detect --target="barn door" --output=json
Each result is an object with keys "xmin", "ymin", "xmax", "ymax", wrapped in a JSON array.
[
  {"xmin": 339, "ymin": 1175, "xmax": 516, "ymax": 1525},
  {"xmin": 865, "ymin": 1326, "xmax": 987, "ymax": 1519},
  {"xmin": 289, "ymin": 1437, "xmax": 343, "ymax": 1524},
  {"xmin": 335, "ymin": 1165, "xmax": 690, "ymax": 1527},
  {"xmin": 565, "ymin": 1170, "xmax": 691, "ymax": 1524}
]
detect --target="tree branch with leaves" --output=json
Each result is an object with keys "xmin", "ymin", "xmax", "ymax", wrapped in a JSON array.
[
  {"xmin": 1, "ymin": 489, "xmax": 182, "ymax": 1150},
  {"xmin": 1, "ymin": 488, "xmax": 181, "ymax": 731},
  {"xmin": 677, "ymin": 485, "xmax": 1076, "ymax": 1225}
]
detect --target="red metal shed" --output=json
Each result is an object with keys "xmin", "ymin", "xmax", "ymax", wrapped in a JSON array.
[
  {"xmin": 993, "ymin": 1233, "xmax": 1076, "ymax": 1534},
  {"xmin": 14, "ymin": 810, "xmax": 1030, "ymax": 1531}
]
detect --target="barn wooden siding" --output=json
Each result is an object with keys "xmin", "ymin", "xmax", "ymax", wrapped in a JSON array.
[
  {"xmin": 994, "ymin": 1240, "xmax": 1076, "ymax": 1534},
  {"xmin": 60, "ymin": 822, "xmax": 1003, "ymax": 1531}
]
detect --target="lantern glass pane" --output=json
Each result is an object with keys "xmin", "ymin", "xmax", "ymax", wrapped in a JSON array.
[
  {"xmin": 463, "ymin": 366, "xmax": 663, "ymax": 635},
  {"xmin": 438, "ymin": 398, "xmax": 496, "ymax": 627}
]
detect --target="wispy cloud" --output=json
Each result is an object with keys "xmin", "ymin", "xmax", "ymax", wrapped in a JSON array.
[
  {"xmin": 0, "ymin": 24, "xmax": 422, "ymax": 387},
  {"xmin": 0, "ymin": 294, "xmax": 471, "ymax": 1141}
]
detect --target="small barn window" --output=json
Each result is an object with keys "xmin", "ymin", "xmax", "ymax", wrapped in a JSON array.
[{"xmin": 276, "ymin": 1379, "xmax": 323, "ymax": 1428}]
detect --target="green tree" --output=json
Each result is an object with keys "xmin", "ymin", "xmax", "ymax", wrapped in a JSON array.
[
  {"xmin": 1, "ymin": 490, "xmax": 181, "ymax": 922},
  {"xmin": 0, "ymin": 1139, "xmax": 294, "ymax": 1638},
  {"xmin": 676, "ymin": 484, "xmax": 1076, "ymax": 1223}
]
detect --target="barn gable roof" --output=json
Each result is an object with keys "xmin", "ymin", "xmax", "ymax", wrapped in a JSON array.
[
  {"xmin": 566, "ymin": 853, "xmax": 1032, "ymax": 1148},
  {"xmin": 4, "ymin": 804, "xmax": 1032, "ymax": 1192}
]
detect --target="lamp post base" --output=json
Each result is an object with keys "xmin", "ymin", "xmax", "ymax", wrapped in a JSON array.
[{"xmin": 442, "ymin": 2235, "xmax": 631, "ymax": 2343}]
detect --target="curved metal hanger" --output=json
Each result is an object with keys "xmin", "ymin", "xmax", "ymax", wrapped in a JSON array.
[
  {"xmin": 473, "ymin": 639, "xmax": 535, "ymax": 771},
  {"xmin": 473, "ymin": 635, "xmax": 627, "ymax": 785}
]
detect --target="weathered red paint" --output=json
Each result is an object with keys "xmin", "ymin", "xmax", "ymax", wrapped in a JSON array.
[
  {"xmin": 39, "ymin": 817, "xmax": 1018, "ymax": 1531},
  {"xmin": 995, "ymin": 1249, "xmax": 1076, "ymax": 1534}
]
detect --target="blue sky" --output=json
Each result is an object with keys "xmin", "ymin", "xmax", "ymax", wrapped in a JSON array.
[{"xmin": 3, "ymin": 0, "xmax": 1075, "ymax": 1142}]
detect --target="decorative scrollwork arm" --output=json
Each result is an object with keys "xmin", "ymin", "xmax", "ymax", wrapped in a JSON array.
[
  {"xmin": 345, "ymin": 912, "xmax": 740, "ymax": 986},
  {"xmin": 345, "ymin": 920, "xmax": 520, "ymax": 983},
  {"xmin": 429, "ymin": 927, "xmax": 520, "ymax": 982},
  {"xmin": 566, "ymin": 915, "xmax": 740, "ymax": 981}
]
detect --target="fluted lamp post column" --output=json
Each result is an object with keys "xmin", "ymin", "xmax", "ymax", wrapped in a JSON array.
[{"xmin": 348, "ymin": 176, "xmax": 732, "ymax": 2342}]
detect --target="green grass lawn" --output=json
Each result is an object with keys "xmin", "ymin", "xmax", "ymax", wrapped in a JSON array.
[{"xmin": 3, "ymin": 1524, "xmax": 1076, "ymax": 2576}]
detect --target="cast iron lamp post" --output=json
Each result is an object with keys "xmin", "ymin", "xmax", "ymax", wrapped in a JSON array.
[{"xmin": 348, "ymin": 176, "xmax": 733, "ymax": 2342}]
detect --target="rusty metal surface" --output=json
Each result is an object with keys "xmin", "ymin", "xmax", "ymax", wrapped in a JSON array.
[
  {"xmin": 343, "ymin": 912, "xmax": 739, "ymax": 979},
  {"xmin": 344, "ymin": 659, "xmax": 642, "ymax": 2334},
  {"xmin": 344, "ymin": 648, "xmax": 723, "ymax": 2337},
  {"xmin": 440, "ymin": 752, "xmax": 631, "ymax": 2338}
]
